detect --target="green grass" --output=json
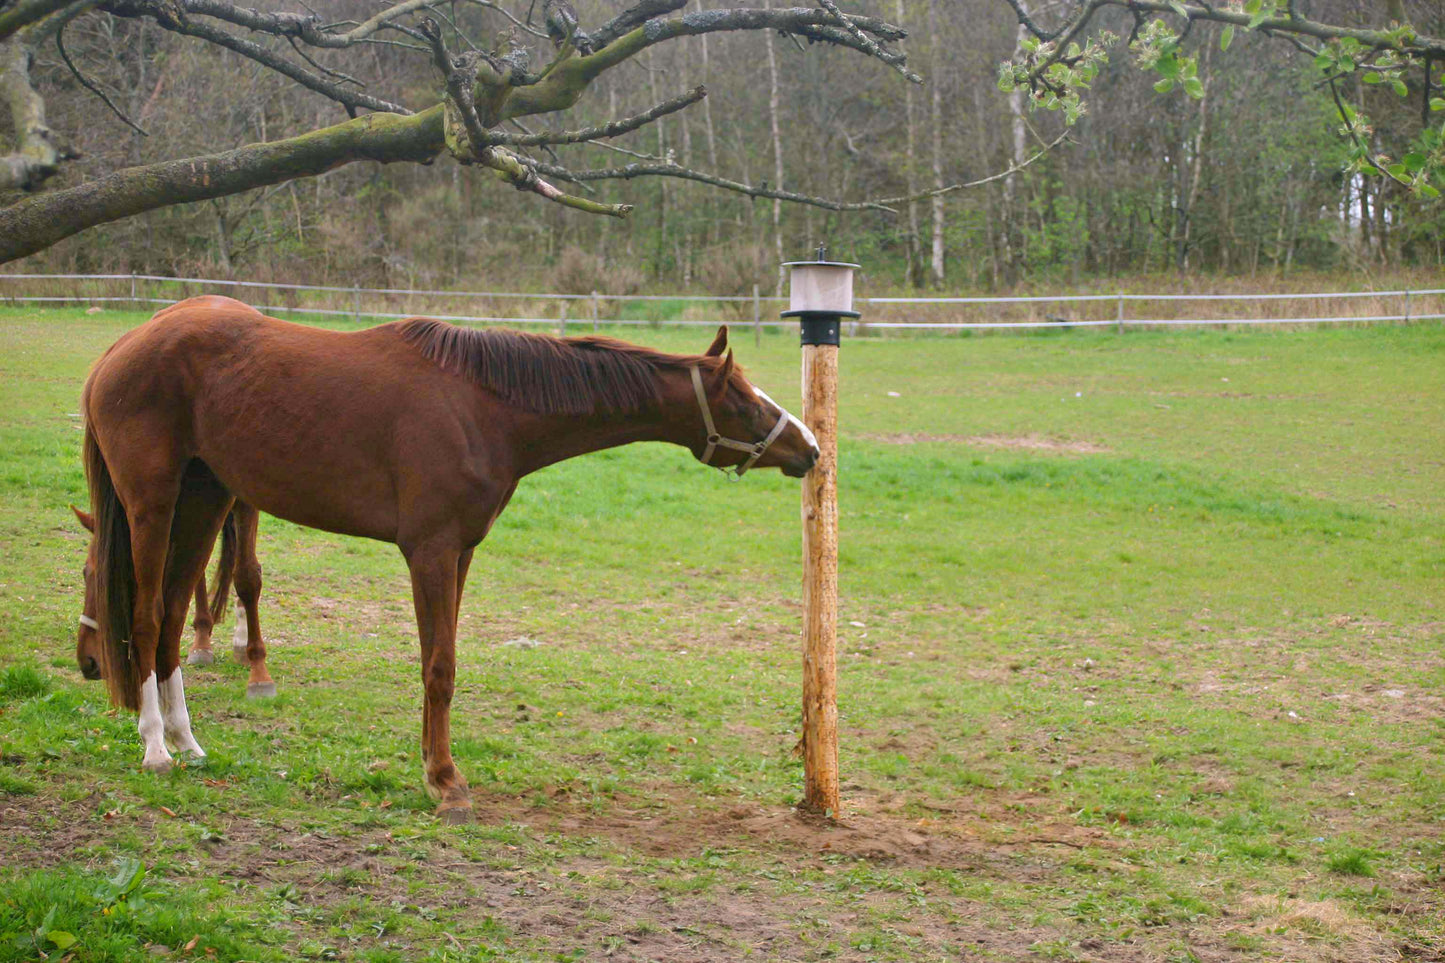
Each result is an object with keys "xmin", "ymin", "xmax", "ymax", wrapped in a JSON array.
[{"xmin": 1, "ymin": 304, "xmax": 1443, "ymax": 962}]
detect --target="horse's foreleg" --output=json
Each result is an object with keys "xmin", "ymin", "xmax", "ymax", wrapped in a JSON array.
[
  {"xmin": 407, "ymin": 543, "xmax": 471, "ymax": 824},
  {"xmin": 186, "ymin": 568, "xmax": 215, "ymax": 666},
  {"xmin": 155, "ymin": 479, "xmax": 234, "ymax": 762},
  {"xmin": 126, "ymin": 498, "xmax": 181, "ymax": 773}
]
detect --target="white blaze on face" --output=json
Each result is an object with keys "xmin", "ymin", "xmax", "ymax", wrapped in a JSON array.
[
  {"xmin": 160, "ymin": 668, "xmax": 205, "ymax": 758},
  {"xmin": 137, "ymin": 672, "xmax": 171, "ymax": 771},
  {"xmin": 752, "ymin": 386, "xmax": 819, "ymax": 452}
]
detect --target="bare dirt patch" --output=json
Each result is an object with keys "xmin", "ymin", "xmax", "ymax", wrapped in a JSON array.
[{"xmin": 859, "ymin": 432, "xmax": 1112, "ymax": 454}]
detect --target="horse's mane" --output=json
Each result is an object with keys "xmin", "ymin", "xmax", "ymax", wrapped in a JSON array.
[{"xmin": 397, "ymin": 318, "xmax": 752, "ymax": 417}]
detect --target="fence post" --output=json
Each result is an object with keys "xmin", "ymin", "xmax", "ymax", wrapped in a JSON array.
[
  {"xmin": 1116, "ymin": 292, "xmax": 1124, "ymax": 334},
  {"xmin": 1403, "ymin": 289, "xmax": 1411, "ymax": 325},
  {"xmin": 591, "ymin": 291, "xmax": 599, "ymax": 332},
  {"xmin": 352, "ymin": 285, "xmax": 360, "ymax": 323},
  {"xmin": 752, "ymin": 283, "xmax": 761, "ymax": 348},
  {"xmin": 559, "ymin": 301, "xmax": 568, "ymax": 336},
  {"xmin": 130, "ymin": 274, "xmax": 137, "ymax": 305}
]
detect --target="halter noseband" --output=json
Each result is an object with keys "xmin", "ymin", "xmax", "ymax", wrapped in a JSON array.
[
  {"xmin": 691, "ymin": 366, "xmax": 790, "ymax": 478},
  {"xmin": 79, "ymin": 614, "xmax": 99, "ymax": 630}
]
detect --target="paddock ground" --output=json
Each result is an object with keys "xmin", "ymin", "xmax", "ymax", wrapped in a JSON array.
[{"xmin": 1, "ymin": 306, "xmax": 1442, "ymax": 962}]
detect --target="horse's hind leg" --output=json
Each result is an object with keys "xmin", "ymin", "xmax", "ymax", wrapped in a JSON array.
[
  {"xmin": 187, "ymin": 567, "xmax": 215, "ymax": 666},
  {"xmin": 230, "ymin": 502, "xmax": 275, "ymax": 698},
  {"xmin": 406, "ymin": 540, "xmax": 472, "ymax": 824},
  {"xmin": 153, "ymin": 467, "xmax": 234, "ymax": 763}
]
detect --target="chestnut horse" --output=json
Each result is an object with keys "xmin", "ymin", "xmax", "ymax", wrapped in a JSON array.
[
  {"xmin": 79, "ymin": 296, "xmax": 817, "ymax": 822},
  {"xmin": 74, "ymin": 501, "xmax": 274, "ymax": 690}
]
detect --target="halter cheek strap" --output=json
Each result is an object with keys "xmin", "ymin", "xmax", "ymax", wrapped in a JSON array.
[
  {"xmin": 691, "ymin": 366, "xmax": 791, "ymax": 478},
  {"xmin": 79, "ymin": 615, "xmax": 99, "ymax": 630}
]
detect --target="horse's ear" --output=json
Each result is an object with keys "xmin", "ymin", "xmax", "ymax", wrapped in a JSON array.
[
  {"xmin": 70, "ymin": 503, "xmax": 95, "ymax": 533},
  {"xmin": 714, "ymin": 348, "xmax": 735, "ymax": 386},
  {"xmin": 704, "ymin": 325, "xmax": 729, "ymax": 357}
]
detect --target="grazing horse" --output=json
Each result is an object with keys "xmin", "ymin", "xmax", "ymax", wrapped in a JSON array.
[
  {"xmin": 79, "ymin": 296, "xmax": 817, "ymax": 823},
  {"xmin": 74, "ymin": 501, "xmax": 274, "ymax": 691}
]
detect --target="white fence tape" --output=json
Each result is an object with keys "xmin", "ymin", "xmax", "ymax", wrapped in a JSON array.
[{"xmin": 1, "ymin": 273, "xmax": 1440, "ymax": 331}]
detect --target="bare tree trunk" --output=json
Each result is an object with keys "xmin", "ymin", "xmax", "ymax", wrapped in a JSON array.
[
  {"xmin": 897, "ymin": 0, "xmax": 922, "ymax": 287},
  {"xmin": 765, "ymin": 0, "xmax": 786, "ymax": 293},
  {"xmin": 1177, "ymin": 49, "xmax": 1211, "ymax": 272},
  {"xmin": 212, "ymin": 200, "xmax": 233, "ymax": 273},
  {"xmin": 927, "ymin": 0, "xmax": 944, "ymax": 286},
  {"xmin": 1002, "ymin": 0, "xmax": 1030, "ymax": 281},
  {"xmin": 696, "ymin": 0, "xmax": 721, "ymax": 246}
]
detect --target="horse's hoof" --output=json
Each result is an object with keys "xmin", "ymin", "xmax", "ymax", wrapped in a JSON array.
[
  {"xmin": 438, "ymin": 803, "xmax": 474, "ymax": 825},
  {"xmin": 232, "ymin": 645, "xmax": 249, "ymax": 665},
  {"xmin": 187, "ymin": 648, "xmax": 215, "ymax": 666},
  {"xmin": 245, "ymin": 682, "xmax": 277, "ymax": 699},
  {"xmin": 143, "ymin": 756, "xmax": 174, "ymax": 775}
]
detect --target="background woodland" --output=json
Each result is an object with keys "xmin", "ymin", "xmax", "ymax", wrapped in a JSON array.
[{"xmin": 6, "ymin": 0, "xmax": 1444, "ymax": 293}]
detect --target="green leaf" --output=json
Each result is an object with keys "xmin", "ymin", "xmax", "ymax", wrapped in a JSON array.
[
  {"xmin": 45, "ymin": 931, "xmax": 77, "ymax": 950},
  {"xmin": 1420, "ymin": 183, "xmax": 1440, "ymax": 198},
  {"xmin": 1386, "ymin": 163, "xmax": 1406, "ymax": 178},
  {"xmin": 1392, "ymin": 79, "xmax": 1408, "ymax": 97},
  {"xmin": 1402, "ymin": 152, "xmax": 1427, "ymax": 173},
  {"xmin": 1220, "ymin": 24, "xmax": 1234, "ymax": 50},
  {"xmin": 1183, "ymin": 76, "xmax": 1205, "ymax": 98},
  {"xmin": 1243, "ymin": 0, "xmax": 1261, "ymax": 14},
  {"xmin": 1430, "ymin": 97, "xmax": 1445, "ymax": 111},
  {"xmin": 1169, "ymin": 0, "xmax": 1189, "ymax": 17},
  {"xmin": 95, "ymin": 858, "xmax": 146, "ymax": 904},
  {"xmin": 1363, "ymin": 71, "xmax": 1383, "ymax": 84},
  {"xmin": 1154, "ymin": 78, "xmax": 1176, "ymax": 93}
]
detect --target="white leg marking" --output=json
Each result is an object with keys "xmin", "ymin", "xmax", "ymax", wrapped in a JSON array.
[
  {"xmin": 754, "ymin": 387, "xmax": 819, "ymax": 451},
  {"xmin": 233, "ymin": 615, "xmax": 249, "ymax": 661},
  {"xmin": 160, "ymin": 668, "xmax": 205, "ymax": 758},
  {"xmin": 138, "ymin": 672, "xmax": 173, "ymax": 772}
]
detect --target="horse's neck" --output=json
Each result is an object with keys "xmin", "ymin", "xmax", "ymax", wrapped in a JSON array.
[{"xmin": 510, "ymin": 403, "xmax": 693, "ymax": 476}]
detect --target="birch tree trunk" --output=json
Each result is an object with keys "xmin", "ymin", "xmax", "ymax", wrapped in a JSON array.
[
  {"xmin": 927, "ymin": 0, "xmax": 944, "ymax": 286},
  {"xmin": 1002, "ymin": 0, "xmax": 1030, "ymax": 282},
  {"xmin": 765, "ymin": 0, "xmax": 786, "ymax": 293},
  {"xmin": 897, "ymin": 0, "xmax": 922, "ymax": 288}
]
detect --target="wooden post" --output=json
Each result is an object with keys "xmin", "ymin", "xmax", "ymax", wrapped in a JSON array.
[
  {"xmin": 591, "ymin": 290, "xmax": 600, "ymax": 332},
  {"xmin": 1116, "ymin": 292, "xmax": 1124, "ymax": 334},
  {"xmin": 352, "ymin": 284, "xmax": 361, "ymax": 323},
  {"xmin": 800, "ymin": 338, "xmax": 840, "ymax": 816},
  {"xmin": 559, "ymin": 301, "xmax": 568, "ymax": 336}
]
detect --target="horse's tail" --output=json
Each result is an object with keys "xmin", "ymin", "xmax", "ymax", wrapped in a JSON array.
[
  {"xmin": 83, "ymin": 425, "xmax": 140, "ymax": 711},
  {"xmin": 208, "ymin": 509, "xmax": 237, "ymax": 625}
]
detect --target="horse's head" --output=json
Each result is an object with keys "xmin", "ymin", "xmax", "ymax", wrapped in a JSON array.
[
  {"xmin": 689, "ymin": 326, "xmax": 819, "ymax": 478},
  {"xmin": 70, "ymin": 504, "xmax": 103, "ymax": 680}
]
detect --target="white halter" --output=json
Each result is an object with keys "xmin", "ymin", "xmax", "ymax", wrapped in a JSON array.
[
  {"xmin": 691, "ymin": 366, "xmax": 791, "ymax": 478},
  {"xmin": 79, "ymin": 614, "xmax": 99, "ymax": 630}
]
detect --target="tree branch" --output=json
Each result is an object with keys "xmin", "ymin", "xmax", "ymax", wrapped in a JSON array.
[
  {"xmin": 494, "ymin": 84, "xmax": 706, "ymax": 146},
  {"xmin": 0, "ymin": 35, "xmax": 76, "ymax": 190},
  {"xmin": 503, "ymin": 6, "xmax": 910, "ymax": 121},
  {"xmin": 55, "ymin": 17, "xmax": 147, "ymax": 134},
  {"xmin": 870, "ymin": 130, "xmax": 1069, "ymax": 204},
  {"xmin": 816, "ymin": 0, "xmax": 921, "ymax": 84},
  {"xmin": 0, "ymin": 107, "xmax": 444, "ymax": 262},
  {"xmin": 101, "ymin": 0, "xmax": 414, "ymax": 113},
  {"xmin": 0, "ymin": 0, "xmax": 89, "ymax": 42}
]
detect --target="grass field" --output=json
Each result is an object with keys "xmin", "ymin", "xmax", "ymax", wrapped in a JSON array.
[{"xmin": 1, "ymin": 305, "xmax": 1442, "ymax": 963}]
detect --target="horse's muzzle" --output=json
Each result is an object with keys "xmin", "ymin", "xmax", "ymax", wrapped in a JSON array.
[{"xmin": 782, "ymin": 446, "xmax": 820, "ymax": 478}]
